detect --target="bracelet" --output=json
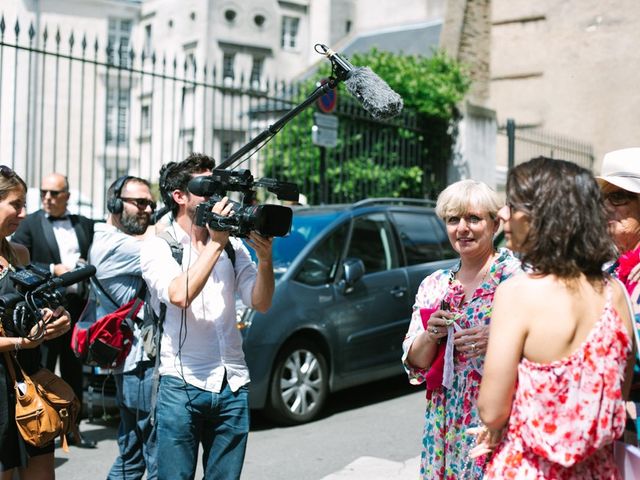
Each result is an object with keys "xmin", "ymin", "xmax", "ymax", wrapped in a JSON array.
[{"xmin": 14, "ymin": 338, "xmax": 22, "ymax": 352}]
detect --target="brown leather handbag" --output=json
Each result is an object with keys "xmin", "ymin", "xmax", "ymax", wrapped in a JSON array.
[{"xmin": 3, "ymin": 351, "xmax": 80, "ymax": 452}]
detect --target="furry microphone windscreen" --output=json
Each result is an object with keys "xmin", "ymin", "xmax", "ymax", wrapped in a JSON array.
[{"xmin": 344, "ymin": 67, "xmax": 404, "ymax": 121}]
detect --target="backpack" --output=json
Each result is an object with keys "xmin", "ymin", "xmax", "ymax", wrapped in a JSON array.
[{"xmin": 71, "ymin": 279, "xmax": 145, "ymax": 369}]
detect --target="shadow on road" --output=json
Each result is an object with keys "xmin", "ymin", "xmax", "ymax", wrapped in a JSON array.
[{"xmin": 250, "ymin": 374, "xmax": 422, "ymax": 430}]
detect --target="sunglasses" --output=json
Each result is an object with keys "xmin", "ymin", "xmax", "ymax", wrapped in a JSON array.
[
  {"xmin": 121, "ymin": 197, "xmax": 156, "ymax": 210},
  {"xmin": 0, "ymin": 165, "xmax": 16, "ymax": 179},
  {"xmin": 603, "ymin": 190, "xmax": 637, "ymax": 207},
  {"xmin": 40, "ymin": 189, "xmax": 67, "ymax": 198}
]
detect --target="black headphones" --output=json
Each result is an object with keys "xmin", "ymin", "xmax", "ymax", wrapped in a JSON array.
[
  {"xmin": 158, "ymin": 163, "xmax": 175, "ymax": 206},
  {"xmin": 107, "ymin": 175, "xmax": 133, "ymax": 214}
]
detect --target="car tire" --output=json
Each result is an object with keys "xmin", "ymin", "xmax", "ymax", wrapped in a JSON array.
[{"xmin": 265, "ymin": 339, "xmax": 329, "ymax": 425}]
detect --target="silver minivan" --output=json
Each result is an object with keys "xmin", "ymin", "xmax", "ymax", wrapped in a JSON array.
[{"xmin": 239, "ymin": 198, "xmax": 457, "ymax": 424}]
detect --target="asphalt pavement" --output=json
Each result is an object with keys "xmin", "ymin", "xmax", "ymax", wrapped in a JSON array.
[{"xmin": 53, "ymin": 376, "xmax": 425, "ymax": 479}]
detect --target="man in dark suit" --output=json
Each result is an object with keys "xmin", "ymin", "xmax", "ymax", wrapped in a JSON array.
[{"xmin": 12, "ymin": 172, "xmax": 95, "ymax": 447}]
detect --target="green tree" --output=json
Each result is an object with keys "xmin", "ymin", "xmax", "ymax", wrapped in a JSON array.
[{"xmin": 263, "ymin": 49, "xmax": 469, "ymax": 204}]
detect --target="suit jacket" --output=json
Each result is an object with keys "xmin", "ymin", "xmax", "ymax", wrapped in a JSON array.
[{"xmin": 12, "ymin": 210, "xmax": 95, "ymax": 300}]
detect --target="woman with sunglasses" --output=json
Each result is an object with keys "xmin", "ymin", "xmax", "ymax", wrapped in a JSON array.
[
  {"xmin": 476, "ymin": 156, "xmax": 635, "ymax": 478},
  {"xmin": 0, "ymin": 166, "xmax": 71, "ymax": 479},
  {"xmin": 596, "ymin": 147, "xmax": 640, "ymax": 444},
  {"xmin": 402, "ymin": 179, "xmax": 520, "ymax": 479}
]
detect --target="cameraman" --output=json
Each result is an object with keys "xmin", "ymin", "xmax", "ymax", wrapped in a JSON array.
[
  {"xmin": 140, "ymin": 154, "xmax": 274, "ymax": 480},
  {"xmin": 0, "ymin": 166, "xmax": 70, "ymax": 478}
]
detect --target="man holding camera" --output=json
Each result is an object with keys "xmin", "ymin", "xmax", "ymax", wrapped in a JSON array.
[
  {"xmin": 89, "ymin": 175, "xmax": 158, "ymax": 479},
  {"xmin": 141, "ymin": 153, "xmax": 275, "ymax": 480},
  {"xmin": 12, "ymin": 172, "xmax": 94, "ymax": 447}
]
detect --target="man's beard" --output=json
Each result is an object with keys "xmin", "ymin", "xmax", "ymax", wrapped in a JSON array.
[{"xmin": 121, "ymin": 211, "xmax": 150, "ymax": 235}]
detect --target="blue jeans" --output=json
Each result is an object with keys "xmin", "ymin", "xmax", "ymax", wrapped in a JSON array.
[
  {"xmin": 108, "ymin": 363, "xmax": 158, "ymax": 480},
  {"xmin": 156, "ymin": 375, "xmax": 249, "ymax": 480}
]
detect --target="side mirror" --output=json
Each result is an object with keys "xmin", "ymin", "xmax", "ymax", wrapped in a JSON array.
[{"xmin": 340, "ymin": 257, "xmax": 365, "ymax": 294}]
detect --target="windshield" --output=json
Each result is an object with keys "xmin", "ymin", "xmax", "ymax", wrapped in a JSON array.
[{"xmin": 270, "ymin": 211, "xmax": 341, "ymax": 276}]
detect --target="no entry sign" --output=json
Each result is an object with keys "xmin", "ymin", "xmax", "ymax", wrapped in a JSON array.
[{"xmin": 317, "ymin": 79, "xmax": 337, "ymax": 113}]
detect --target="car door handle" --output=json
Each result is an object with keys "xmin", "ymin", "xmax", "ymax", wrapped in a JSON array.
[{"xmin": 390, "ymin": 286, "xmax": 407, "ymax": 298}]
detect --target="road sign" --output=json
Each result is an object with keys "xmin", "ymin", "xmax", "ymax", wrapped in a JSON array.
[
  {"xmin": 317, "ymin": 80, "xmax": 338, "ymax": 113},
  {"xmin": 312, "ymin": 113, "xmax": 338, "ymax": 148}
]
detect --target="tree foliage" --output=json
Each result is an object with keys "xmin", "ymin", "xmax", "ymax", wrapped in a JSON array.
[{"xmin": 262, "ymin": 49, "xmax": 469, "ymax": 204}]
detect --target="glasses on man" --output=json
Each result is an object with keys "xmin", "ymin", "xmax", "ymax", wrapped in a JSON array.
[
  {"xmin": 603, "ymin": 190, "xmax": 637, "ymax": 207},
  {"xmin": 40, "ymin": 189, "xmax": 67, "ymax": 198},
  {"xmin": 0, "ymin": 165, "xmax": 16, "ymax": 179},
  {"xmin": 121, "ymin": 197, "xmax": 156, "ymax": 210}
]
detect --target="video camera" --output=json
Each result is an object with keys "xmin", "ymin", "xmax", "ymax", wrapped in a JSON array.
[
  {"xmin": 187, "ymin": 169, "xmax": 299, "ymax": 237},
  {"xmin": 0, "ymin": 264, "xmax": 96, "ymax": 340}
]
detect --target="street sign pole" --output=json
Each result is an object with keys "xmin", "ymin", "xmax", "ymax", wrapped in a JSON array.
[{"xmin": 319, "ymin": 146, "xmax": 327, "ymax": 204}]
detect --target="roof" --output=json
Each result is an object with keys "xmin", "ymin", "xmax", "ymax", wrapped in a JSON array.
[{"xmin": 340, "ymin": 20, "xmax": 442, "ymax": 58}]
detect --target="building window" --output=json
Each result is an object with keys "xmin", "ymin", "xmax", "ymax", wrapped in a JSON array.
[
  {"xmin": 223, "ymin": 53, "xmax": 235, "ymax": 80},
  {"xmin": 143, "ymin": 24, "xmax": 152, "ymax": 57},
  {"xmin": 254, "ymin": 14, "xmax": 266, "ymax": 27},
  {"xmin": 225, "ymin": 9, "xmax": 236, "ymax": 23},
  {"xmin": 141, "ymin": 104, "xmax": 151, "ymax": 135},
  {"xmin": 281, "ymin": 16, "xmax": 299, "ymax": 50},
  {"xmin": 222, "ymin": 140, "xmax": 233, "ymax": 159},
  {"xmin": 108, "ymin": 18, "xmax": 132, "ymax": 67},
  {"xmin": 250, "ymin": 57, "xmax": 263, "ymax": 86},
  {"xmin": 106, "ymin": 88, "xmax": 129, "ymax": 145}
]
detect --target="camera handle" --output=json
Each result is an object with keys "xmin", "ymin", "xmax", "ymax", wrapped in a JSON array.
[{"xmin": 217, "ymin": 78, "xmax": 338, "ymax": 171}]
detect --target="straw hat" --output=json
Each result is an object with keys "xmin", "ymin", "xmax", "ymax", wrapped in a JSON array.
[{"xmin": 596, "ymin": 147, "xmax": 640, "ymax": 193}]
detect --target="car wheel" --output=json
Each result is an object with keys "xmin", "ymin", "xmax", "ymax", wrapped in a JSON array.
[{"xmin": 266, "ymin": 339, "xmax": 329, "ymax": 425}]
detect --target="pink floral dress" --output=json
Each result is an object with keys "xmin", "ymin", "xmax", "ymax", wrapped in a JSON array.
[
  {"xmin": 402, "ymin": 248, "xmax": 521, "ymax": 479},
  {"xmin": 485, "ymin": 283, "xmax": 631, "ymax": 479}
]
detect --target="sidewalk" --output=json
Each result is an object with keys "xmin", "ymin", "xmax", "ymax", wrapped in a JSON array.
[{"xmin": 322, "ymin": 456, "xmax": 420, "ymax": 479}]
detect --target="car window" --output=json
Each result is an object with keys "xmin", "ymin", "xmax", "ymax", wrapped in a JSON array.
[
  {"xmin": 294, "ymin": 223, "xmax": 349, "ymax": 286},
  {"xmin": 346, "ymin": 213, "xmax": 399, "ymax": 274},
  {"xmin": 391, "ymin": 211, "xmax": 449, "ymax": 265}
]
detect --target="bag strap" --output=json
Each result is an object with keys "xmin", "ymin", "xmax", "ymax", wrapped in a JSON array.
[
  {"xmin": 614, "ymin": 277, "xmax": 640, "ymax": 360},
  {"xmin": 3, "ymin": 352, "xmax": 16, "ymax": 383},
  {"xmin": 91, "ymin": 275, "xmax": 147, "ymax": 307}
]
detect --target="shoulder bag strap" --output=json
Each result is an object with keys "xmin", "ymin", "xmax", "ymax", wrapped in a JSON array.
[
  {"xmin": 614, "ymin": 277, "xmax": 640, "ymax": 359},
  {"xmin": 89, "ymin": 275, "xmax": 119, "ymax": 309}
]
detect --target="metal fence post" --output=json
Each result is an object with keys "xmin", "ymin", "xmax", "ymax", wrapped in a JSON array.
[{"xmin": 506, "ymin": 118, "xmax": 515, "ymax": 171}]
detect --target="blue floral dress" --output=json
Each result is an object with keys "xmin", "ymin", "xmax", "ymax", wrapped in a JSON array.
[{"xmin": 402, "ymin": 248, "xmax": 521, "ymax": 479}]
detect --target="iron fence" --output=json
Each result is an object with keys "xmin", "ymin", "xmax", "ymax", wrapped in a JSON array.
[
  {"xmin": 498, "ymin": 118, "xmax": 595, "ymax": 172},
  {"xmin": 0, "ymin": 15, "xmax": 438, "ymax": 218}
]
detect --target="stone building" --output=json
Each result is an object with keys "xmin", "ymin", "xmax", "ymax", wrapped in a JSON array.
[{"xmin": 489, "ymin": 0, "xmax": 640, "ymax": 170}]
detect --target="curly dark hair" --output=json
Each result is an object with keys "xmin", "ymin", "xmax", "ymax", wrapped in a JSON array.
[
  {"xmin": 159, "ymin": 153, "xmax": 216, "ymax": 216},
  {"xmin": 507, "ymin": 156, "xmax": 616, "ymax": 279}
]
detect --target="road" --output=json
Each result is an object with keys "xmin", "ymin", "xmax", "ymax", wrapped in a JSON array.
[{"xmin": 54, "ymin": 376, "xmax": 425, "ymax": 479}]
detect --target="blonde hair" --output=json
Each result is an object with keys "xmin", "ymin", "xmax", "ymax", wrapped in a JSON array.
[
  {"xmin": 0, "ymin": 168, "xmax": 27, "ymax": 266},
  {"xmin": 435, "ymin": 179, "xmax": 501, "ymax": 220}
]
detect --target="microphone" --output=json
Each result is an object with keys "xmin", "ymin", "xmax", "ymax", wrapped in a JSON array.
[
  {"xmin": 34, "ymin": 265, "xmax": 96, "ymax": 293},
  {"xmin": 316, "ymin": 44, "xmax": 404, "ymax": 120}
]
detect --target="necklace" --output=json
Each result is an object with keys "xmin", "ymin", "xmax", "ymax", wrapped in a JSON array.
[{"xmin": 454, "ymin": 252, "xmax": 496, "ymax": 300}]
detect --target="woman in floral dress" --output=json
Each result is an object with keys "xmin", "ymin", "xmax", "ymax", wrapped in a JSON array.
[
  {"xmin": 402, "ymin": 179, "xmax": 520, "ymax": 479},
  {"xmin": 477, "ymin": 156, "xmax": 635, "ymax": 479}
]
